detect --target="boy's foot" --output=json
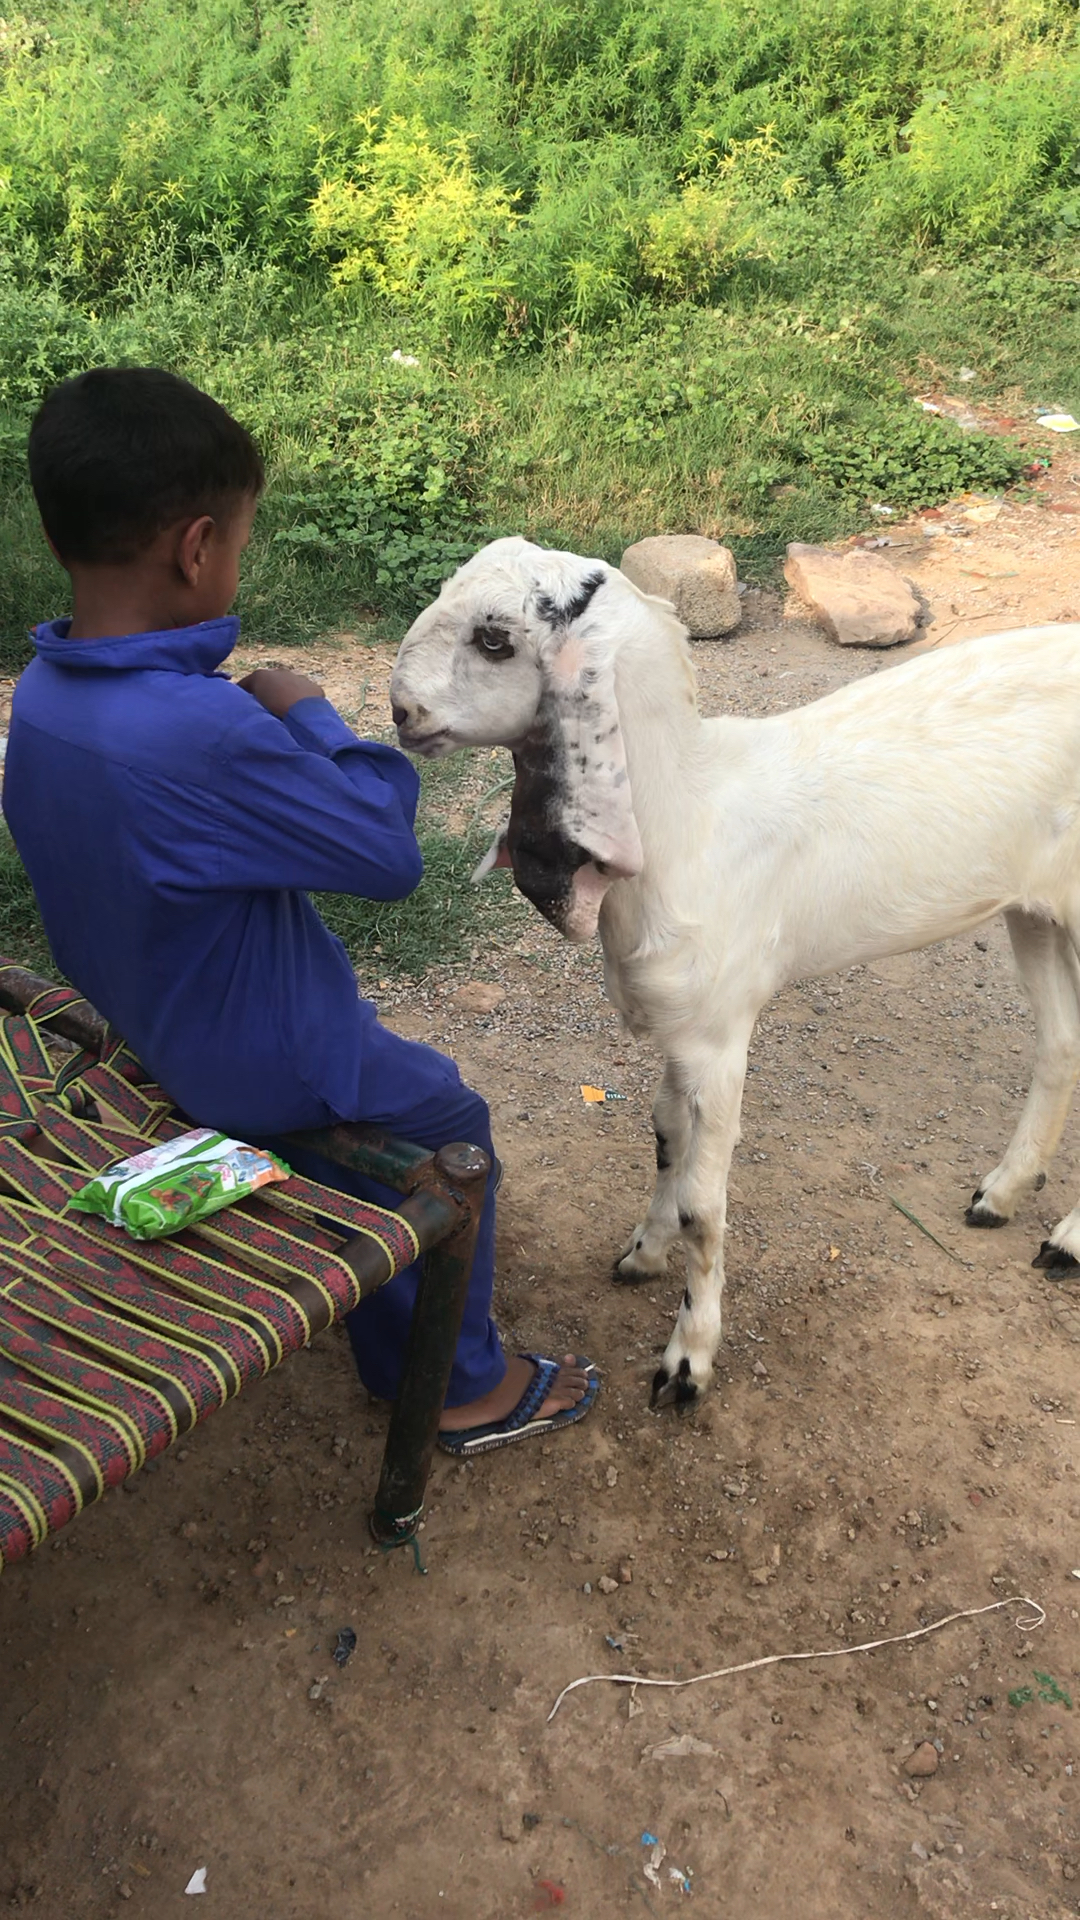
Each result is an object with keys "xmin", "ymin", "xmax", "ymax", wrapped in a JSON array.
[
  {"xmin": 436, "ymin": 1353, "xmax": 600, "ymax": 1456},
  {"xmin": 439, "ymin": 1353, "xmax": 590, "ymax": 1431}
]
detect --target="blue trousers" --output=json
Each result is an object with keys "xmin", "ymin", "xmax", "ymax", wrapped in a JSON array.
[{"xmin": 275, "ymin": 1021, "xmax": 505, "ymax": 1408}]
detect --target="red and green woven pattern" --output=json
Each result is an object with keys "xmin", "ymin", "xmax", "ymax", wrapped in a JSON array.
[{"xmin": 0, "ymin": 988, "xmax": 422, "ymax": 1570}]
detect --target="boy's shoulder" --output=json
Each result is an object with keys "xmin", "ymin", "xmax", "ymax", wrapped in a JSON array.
[{"xmin": 11, "ymin": 654, "xmax": 282, "ymax": 783}]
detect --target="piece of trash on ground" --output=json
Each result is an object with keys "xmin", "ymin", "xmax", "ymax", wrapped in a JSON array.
[
  {"xmin": 958, "ymin": 366, "xmax": 977, "ymax": 382},
  {"xmin": 668, "ymin": 1864, "xmax": 694, "ymax": 1894},
  {"xmin": 533, "ymin": 1879, "xmax": 565, "ymax": 1910},
  {"xmin": 332, "ymin": 1627, "xmax": 357, "ymax": 1667},
  {"xmin": 581, "ymin": 1085, "xmax": 626, "ymax": 1104},
  {"xmin": 309, "ymin": 1674, "xmax": 329, "ymax": 1700},
  {"xmin": 184, "ymin": 1868, "xmax": 208, "ymax": 1896},
  {"xmin": 642, "ymin": 1835, "xmax": 667, "ymax": 1891},
  {"xmin": 869, "ymin": 503, "xmax": 896, "ymax": 516},
  {"xmin": 962, "ymin": 500, "xmax": 1003, "ymax": 523},
  {"xmin": 628, "ymin": 1684, "xmax": 644, "ymax": 1719},
  {"xmin": 389, "ymin": 349, "xmax": 420, "ymax": 367},
  {"xmin": 643, "ymin": 1733, "xmax": 716, "ymax": 1760},
  {"xmin": 1037, "ymin": 413, "xmax": 1080, "ymax": 434}
]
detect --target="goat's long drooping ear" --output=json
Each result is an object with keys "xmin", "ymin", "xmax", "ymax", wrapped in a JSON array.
[{"xmin": 498, "ymin": 563, "xmax": 644, "ymax": 942}]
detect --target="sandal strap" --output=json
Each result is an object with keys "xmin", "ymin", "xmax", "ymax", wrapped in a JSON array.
[{"xmin": 503, "ymin": 1353, "xmax": 560, "ymax": 1432}]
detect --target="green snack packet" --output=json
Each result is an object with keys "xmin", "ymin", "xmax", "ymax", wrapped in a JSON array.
[{"xmin": 69, "ymin": 1128, "xmax": 290, "ymax": 1241}]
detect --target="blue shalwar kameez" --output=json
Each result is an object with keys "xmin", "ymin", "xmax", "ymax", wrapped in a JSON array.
[{"xmin": 2, "ymin": 615, "xmax": 504, "ymax": 1407}]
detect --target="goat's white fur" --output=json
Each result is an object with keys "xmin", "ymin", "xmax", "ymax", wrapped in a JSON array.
[{"xmin": 391, "ymin": 537, "xmax": 1080, "ymax": 1405}]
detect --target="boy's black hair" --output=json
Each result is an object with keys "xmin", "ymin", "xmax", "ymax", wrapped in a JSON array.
[{"xmin": 28, "ymin": 367, "xmax": 265, "ymax": 566}]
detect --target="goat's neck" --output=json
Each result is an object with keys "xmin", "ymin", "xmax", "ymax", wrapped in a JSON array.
[{"xmin": 602, "ymin": 597, "xmax": 711, "ymax": 950}]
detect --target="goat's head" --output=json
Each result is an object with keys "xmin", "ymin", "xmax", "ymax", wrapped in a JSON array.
[{"xmin": 391, "ymin": 536, "xmax": 644, "ymax": 941}]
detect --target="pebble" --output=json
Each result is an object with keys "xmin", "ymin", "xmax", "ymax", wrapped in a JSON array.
[
  {"xmin": 903, "ymin": 1742, "xmax": 939, "ymax": 1779},
  {"xmin": 597, "ymin": 1574, "xmax": 619, "ymax": 1594},
  {"xmin": 450, "ymin": 981, "xmax": 505, "ymax": 1015},
  {"xmin": 618, "ymin": 1563, "xmax": 633, "ymax": 1584}
]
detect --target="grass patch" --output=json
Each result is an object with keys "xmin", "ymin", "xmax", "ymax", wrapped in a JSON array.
[
  {"xmin": 0, "ymin": 829, "xmax": 53, "ymax": 973},
  {"xmin": 317, "ymin": 824, "xmax": 527, "ymax": 981}
]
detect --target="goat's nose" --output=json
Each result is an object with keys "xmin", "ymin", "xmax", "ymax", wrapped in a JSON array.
[{"xmin": 391, "ymin": 703, "xmax": 409, "ymax": 728}]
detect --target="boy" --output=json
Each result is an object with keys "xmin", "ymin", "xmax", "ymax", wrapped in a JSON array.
[{"xmin": 3, "ymin": 366, "xmax": 597, "ymax": 1455}]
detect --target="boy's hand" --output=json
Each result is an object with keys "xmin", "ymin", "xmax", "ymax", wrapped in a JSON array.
[{"xmin": 238, "ymin": 668, "xmax": 326, "ymax": 718}]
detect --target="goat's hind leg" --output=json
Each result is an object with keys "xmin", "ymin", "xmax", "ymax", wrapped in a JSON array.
[
  {"xmin": 967, "ymin": 910, "xmax": 1080, "ymax": 1245},
  {"xmin": 1025, "ymin": 909, "xmax": 1080, "ymax": 1272},
  {"xmin": 615, "ymin": 1059, "xmax": 692, "ymax": 1284}
]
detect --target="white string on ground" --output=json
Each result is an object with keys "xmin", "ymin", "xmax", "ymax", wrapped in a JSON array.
[{"xmin": 547, "ymin": 1595, "xmax": 1045, "ymax": 1723}]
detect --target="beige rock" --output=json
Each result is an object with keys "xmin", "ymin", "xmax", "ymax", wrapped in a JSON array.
[
  {"xmin": 597, "ymin": 1573, "xmax": 619, "ymax": 1594},
  {"xmin": 903, "ymin": 1741, "xmax": 940, "ymax": 1778},
  {"xmin": 783, "ymin": 542, "xmax": 922, "ymax": 647},
  {"xmin": 450, "ymin": 981, "xmax": 505, "ymax": 1015},
  {"xmin": 620, "ymin": 534, "xmax": 741, "ymax": 637}
]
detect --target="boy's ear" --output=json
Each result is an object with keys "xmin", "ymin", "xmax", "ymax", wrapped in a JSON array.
[{"xmin": 176, "ymin": 514, "xmax": 216, "ymax": 587}]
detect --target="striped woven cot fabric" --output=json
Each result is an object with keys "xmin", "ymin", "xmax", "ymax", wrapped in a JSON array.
[{"xmin": 0, "ymin": 978, "xmax": 422, "ymax": 1570}]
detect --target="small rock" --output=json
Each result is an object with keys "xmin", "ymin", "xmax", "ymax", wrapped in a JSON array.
[
  {"xmin": 618, "ymin": 1563, "xmax": 633, "ymax": 1585},
  {"xmin": 619, "ymin": 534, "xmax": 741, "ymax": 638},
  {"xmin": 643, "ymin": 1733, "xmax": 716, "ymax": 1760},
  {"xmin": 749, "ymin": 1564, "xmax": 772, "ymax": 1586},
  {"xmin": 903, "ymin": 1742, "xmax": 940, "ymax": 1779},
  {"xmin": 784, "ymin": 542, "xmax": 922, "ymax": 647},
  {"xmin": 450, "ymin": 981, "xmax": 505, "ymax": 1016},
  {"xmin": 498, "ymin": 1813, "xmax": 521, "ymax": 1845},
  {"xmin": 752, "ymin": 1359, "xmax": 768, "ymax": 1378},
  {"xmin": 605, "ymin": 1465, "xmax": 618, "ymax": 1487},
  {"xmin": 597, "ymin": 1574, "xmax": 619, "ymax": 1594}
]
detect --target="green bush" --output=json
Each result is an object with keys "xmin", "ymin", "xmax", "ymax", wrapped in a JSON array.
[{"xmin": 804, "ymin": 411, "xmax": 1027, "ymax": 507}]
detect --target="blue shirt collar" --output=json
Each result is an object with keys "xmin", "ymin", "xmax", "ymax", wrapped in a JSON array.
[{"xmin": 32, "ymin": 615, "xmax": 240, "ymax": 675}]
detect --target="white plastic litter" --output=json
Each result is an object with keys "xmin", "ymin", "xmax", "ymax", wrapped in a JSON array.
[
  {"xmin": 1036, "ymin": 413, "xmax": 1080, "ymax": 434},
  {"xmin": 389, "ymin": 350, "xmax": 420, "ymax": 367},
  {"xmin": 642, "ymin": 1838, "xmax": 666, "ymax": 1891},
  {"xmin": 185, "ymin": 1868, "xmax": 207, "ymax": 1896}
]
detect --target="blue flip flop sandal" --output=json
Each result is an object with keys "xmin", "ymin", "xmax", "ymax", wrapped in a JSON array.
[{"xmin": 437, "ymin": 1353, "xmax": 599, "ymax": 1458}]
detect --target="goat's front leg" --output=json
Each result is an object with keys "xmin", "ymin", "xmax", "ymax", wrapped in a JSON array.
[
  {"xmin": 650, "ymin": 1029, "xmax": 752, "ymax": 1411},
  {"xmin": 614, "ymin": 1058, "xmax": 693, "ymax": 1283}
]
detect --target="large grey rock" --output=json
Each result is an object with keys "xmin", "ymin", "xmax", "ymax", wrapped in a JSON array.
[
  {"xmin": 784, "ymin": 542, "xmax": 921, "ymax": 648},
  {"xmin": 619, "ymin": 534, "xmax": 741, "ymax": 637}
]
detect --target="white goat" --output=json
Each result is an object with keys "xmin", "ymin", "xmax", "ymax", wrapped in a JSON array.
[{"xmin": 390, "ymin": 536, "xmax": 1080, "ymax": 1406}]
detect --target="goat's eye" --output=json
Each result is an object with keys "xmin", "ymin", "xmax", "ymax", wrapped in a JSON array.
[{"xmin": 471, "ymin": 623, "xmax": 514, "ymax": 660}]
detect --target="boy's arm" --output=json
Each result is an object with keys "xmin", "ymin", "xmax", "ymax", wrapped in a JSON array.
[{"xmin": 212, "ymin": 673, "xmax": 423, "ymax": 899}]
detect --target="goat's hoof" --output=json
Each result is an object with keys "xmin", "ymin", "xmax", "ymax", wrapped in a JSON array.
[
  {"xmin": 649, "ymin": 1358, "xmax": 700, "ymax": 1411},
  {"xmin": 965, "ymin": 1189, "xmax": 1007, "ymax": 1228},
  {"xmin": 1032, "ymin": 1239, "xmax": 1080, "ymax": 1273},
  {"xmin": 612, "ymin": 1257, "xmax": 653, "ymax": 1288}
]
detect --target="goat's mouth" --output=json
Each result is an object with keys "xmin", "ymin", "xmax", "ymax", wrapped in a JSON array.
[{"xmin": 395, "ymin": 726, "xmax": 455, "ymax": 759}]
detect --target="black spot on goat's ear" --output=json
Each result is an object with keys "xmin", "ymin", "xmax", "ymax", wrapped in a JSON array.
[
  {"xmin": 470, "ymin": 622, "xmax": 515, "ymax": 660},
  {"xmin": 536, "ymin": 568, "xmax": 605, "ymax": 628}
]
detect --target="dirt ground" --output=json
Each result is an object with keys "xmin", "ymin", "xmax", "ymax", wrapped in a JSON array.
[{"xmin": 3, "ymin": 440, "xmax": 1080, "ymax": 1920}]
